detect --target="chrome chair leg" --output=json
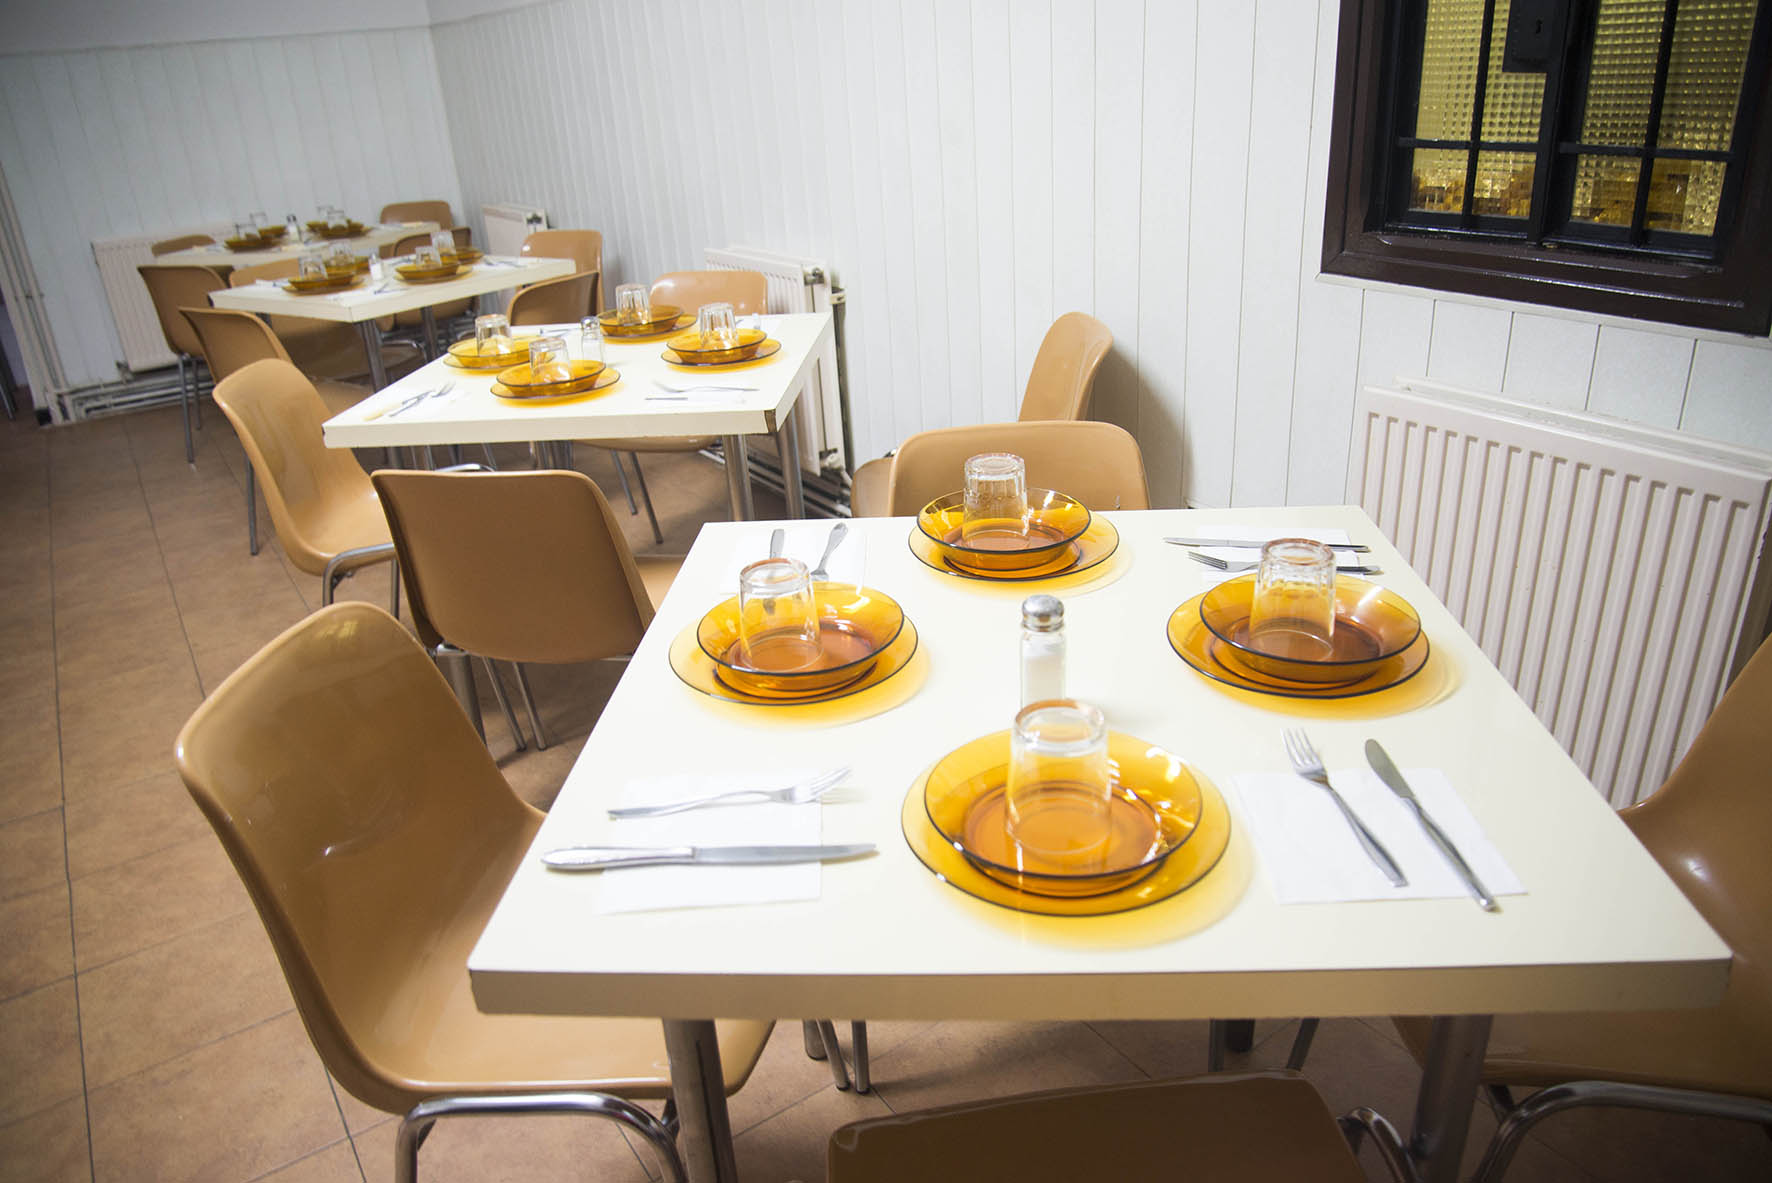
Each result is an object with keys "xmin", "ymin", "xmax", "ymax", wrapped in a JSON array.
[
  {"xmin": 627, "ymin": 452, "xmax": 664, "ymax": 545},
  {"xmin": 480, "ymin": 658, "xmax": 528, "ymax": 753},
  {"xmin": 396, "ymin": 1092, "xmax": 685, "ymax": 1183},
  {"xmin": 1286, "ymin": 1018, "xmax": 1319, "ymax": 1069},
  {"xmin": 814, "ymin": 1020, "xmax": 852, "ymax": 1091},
  {"xmin": 851, "ymin": 1021, "xmax": 871, "ymax": 1093},
  {"xmin": 511, "ymin": 662, "xmax": 548, "ymax": 750},
  {"xmin": 245, "ymin": 463, "xmax": 260, "ymax": 555},
  {"xmin": 178, "ymin": 354, "xmax": 195, "ymax": 464},
  {"xmin": 1339, "ymin": 1107, "xmax": 1419, "ymax": 1182},
  {"xmin": 434, "ymin": 644, "xmax": 483, "ymax": 740},
  {"xmin": 608, "ymin": 448, "xmax": 639, "ymax": 513},
  {"xmin": 801, "ymin": 1020, "xmax": 827, "ymax": 1060}
]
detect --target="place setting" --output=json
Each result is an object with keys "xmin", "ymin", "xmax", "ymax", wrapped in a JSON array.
[
  {"xmin": 597, "ymin": 283, "xmax": 696, "ymax": 340},
  {"xmin": 661, "ymin": 300, "xmax": 782, "ymax": 369},
  {"xmin": 459, "ymin": 315, "xmax": 621, "ymax": 405},
  {"xmin": 222, "ymin": 211, "xmax": 291, "ymax": 251},
  {"xmin": 906, "ymin": 452, "xmax": 1124, "ymax": 592}
]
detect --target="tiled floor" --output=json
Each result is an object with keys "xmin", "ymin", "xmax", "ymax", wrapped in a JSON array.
[{"xmin": 2, "ymin": 401, "xmax": 1767, "ymax": 1181}]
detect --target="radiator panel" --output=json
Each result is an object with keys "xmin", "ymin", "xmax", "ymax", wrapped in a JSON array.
[
  {"xmin": 1351, "ymin": 380, "xmax": 1772, "ymax": 806},
  {"xmin": 91, "ymin": 234, "xmax": 177, "ymax": 372},
  {"xmin": 480, "ymin": 203, "xmax": 546, "ymax": 258}
]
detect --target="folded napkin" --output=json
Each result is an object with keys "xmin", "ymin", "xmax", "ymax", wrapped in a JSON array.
[
  {"xmin": 724, "ymin": 522, "xmax": 865, "ymax": 588},
  {"xmin": 1226, "ymin": 766, "xmax": 1523, "ymax": 904},
  {"xmin": 593, "ymin": 769, "xmax": 826, "ymax": 914},
  {"xmin": 1192, "ymin": 524, "xmax": 1354, "ymax": 588}
]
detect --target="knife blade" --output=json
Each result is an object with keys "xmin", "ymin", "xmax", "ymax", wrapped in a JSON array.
[
  {"xmin": 1164, "ymin": 536, "xmax": 1370, "ymax": 553},
  {"xmin": 1364, "ymin": 741, "xmax": 1499, "ymax": 912},
  {"xmin": 541, "ymin": 843, "xmax": 875, "ymax": 871},
  {"xmin": 1188, "ymin": 556, "xmax": 1382, "ymax": 575}
]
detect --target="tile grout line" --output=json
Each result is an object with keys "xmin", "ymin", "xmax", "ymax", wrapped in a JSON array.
[{"xmin": 122, "ymin": 414, "xmax": 221, "ymax": 699}]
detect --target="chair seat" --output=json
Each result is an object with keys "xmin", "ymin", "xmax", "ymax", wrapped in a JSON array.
[
  {"xmin": 1393, "ymin": 1007, "xmax": 1772, "ymax": 1102},
  {"xmin": 827, "ymin": 1070, "xmax": 1366, "ymax": 1183},
  {"xmin": 633, "ymin": 554, "xmax": 683, "ymax": 612},
  {"xmin": 314, "ymin": 378, "xmax": 371, "ymax": 419},
  {"xmin": 850, "ymin": 456, "xmax": 892, "ymax": 518},
  {"xmin": 580, "ymin": 436, "xmax": 719, "ymax": 454}
]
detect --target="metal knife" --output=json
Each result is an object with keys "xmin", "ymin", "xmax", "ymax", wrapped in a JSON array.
[
  {"xmin": 1364, "ymin": 741, "xmax": 1499, "ymax": 912},
  {"xmin": 1164, "ymin": 536, "xmax": 1371, "ymax": 553},
  {"xmin": 1188, "ymin": 556, "xmax": 1382, "ymax": 576},
  {"xmin": 541, "ymin": 843, "xmax": 875, "ymax": 871}
]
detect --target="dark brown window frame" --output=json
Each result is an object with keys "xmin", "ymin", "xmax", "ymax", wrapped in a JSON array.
[{"xmin": 1323, "ymin": 0, "xmax": 1772, "ymax": 337}]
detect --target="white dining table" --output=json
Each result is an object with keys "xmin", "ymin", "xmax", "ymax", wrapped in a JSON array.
[
  {"xmin": 155, "ymin": 221, "xmax": 437, "ymax": 268},
  {"xmin": 466, "ymin": 506, "xmax": 1729, "ymax": 1183},
  {"xmin": 320, "ymin": 310, "xmax": 835, "ymax": 520},
  {"xmin": 210, "ymin": 254, "xmax": 576, "ymax": 388}
]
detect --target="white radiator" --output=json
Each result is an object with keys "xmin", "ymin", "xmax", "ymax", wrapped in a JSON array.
[
  {"xmin": 705, "ymin": 244, "xmax": 845, "ymax": 477},
  {"xmin": 481, "ymin": 203, "xmax": 546, "ymax": 258},
  {"xmin": 1350, "ymin": 378, "xmax": 1772, "ymax": 807},
  {"xmin": 91, "ymin": 233, "xmax": 178, "ymax": 372}
]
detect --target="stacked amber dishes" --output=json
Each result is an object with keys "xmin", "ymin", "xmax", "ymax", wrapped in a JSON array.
[{"xmin": 597, "ymin": 303, "xmax": 689, "ymax": 338}]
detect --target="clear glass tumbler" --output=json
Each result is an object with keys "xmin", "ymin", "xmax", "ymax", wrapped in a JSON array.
[
  {"xmin": 736, "ymin": 557, "xmax": 823, "ymax": 672},
  {"xmin": 527, "ymin": 335, "xmax": 571, "ymax": 385},
  {"xmin": 1005, "ymin": 699, "xmax": 1112, "ymax": 865},
  {"xmin": 961, "ymin": 452, "xmax": 1029, "ymax": 546},
  {"xmin": 615, "ymin": 283, "xmax": 651, "ymax": 325},
  {"xmin": 696, "ymin": 301, "xmax": 738, "ymax": 348},
  {"xmin": 578, "ymin": 317, "xmax": 605, "ymax": 366},
  {"xmin": 1247, "ymin": 538, "xmax": 1337, "ymax": 660},
  {"xmin": 475, "ymin": 313, "xmax": 513, "ymax": 358}
]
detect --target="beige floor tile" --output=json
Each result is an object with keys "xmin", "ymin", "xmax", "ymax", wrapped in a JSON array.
[
  {"xmin": 0, "ymin": 980, "xmax": 83, "ymax": 1125},
  {"xmin": 48, "ymin": 500, "xmax": 153, "ymax": 551},
  {"xmin": 330, "ymin": 1077, "xmax": 389, "ymax": 1138},
  {"xmin": 87, "ymin": 1012, "xmax": 345, "ymax": 1180},
  {"xmin": 70, "ymin": 833, "xmax": 250, "ymax": 970},
  {"xmin": 0, "ymin": 879, "xmax": 73, "ymax": 999},
  {"xmin": 78, "ymin": 909, "xmax": 292, "ymax": 1088},
  {"xmin": 0, "ymin": 808, "xmax": 67, "ymax": 901},
  {"xmin": 48, "ymin": 536, "xmax": 166, "ymax": 613},
  {"xmin": 1086, "ymin": 1018, "xmax": 1214, "ymax": 1079},
  {"xmin": 257, "ymin": 1138, "xmax": 365, "ymax": 1183},
  {"xmin": 0, "ymin": 1095, "xmax": 91, "ymax": 1183},
  {"xmin": 351, "ymin": 1110, "xmax": 655, "ymax": 1183},
  {"xmin": 1524, "ymin": 1102, "xmax": 1772, "ymax": 1181},
  {"xmin": 0, "ymin": 628, "xmax": 54, "ymax": 700},
  {"xmin": 53, "ymin": 591, "xmax": 190, "ymax": 689},
  {"xmin": 867, "ymin": 1021, "xmax": 1144, "ymax": 1115},
  {"xmin": 733, "ymin": 1080, "xmax": 894, "ymax": 1183},
  {"xmin": 724, "ymin": 1021, "xmax": 861, "ymax": 1138},
  {"xmin": 0, "ymin": 693, "xmax": 61, "ymax": 825},
  {"xmin": 64, "ymin": 770, "xmax": 213, "ymax": 881},
  {"xmin": 57, "ymin": 658, "xmax": 202, "ymax": 801}
]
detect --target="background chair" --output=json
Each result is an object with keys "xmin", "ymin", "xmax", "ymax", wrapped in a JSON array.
[
  {"xmin": 1391, "ymin": 634, "xmax": 1772, "ymax": 1182},
  {"xmin": 883, "ymin": 419, "xmax": 1150, "ymax": 517},
  {"xmin": 507, "ymin": 271, "xmax": 599, "ymax": 326},
  {"xmin": 209, "ymin": 359, "xmax": 399, "ymax": 612},
  {"xmin": 851, "ymin": 312, "xmax": 1113, "ymax": 517},
  {"xmin": 379, "ymin": 199, "xmax": 455, "ymax": 227},
  {"xmin": 827, "ymin": 1070, "xmax": 1415, "ymax": 1183},
  {"xmin": 150, "ymin": 233, "xmax": 214, "ymax": 256},
  {"xmin": 578, "ymin": 269, "xmax": 771, "ymax": 544},
  {"xmin": 227, "ymin": 259, "xmax": 420, "ymax": 384},
  {"xmin": 137, "ymin": 263, "xmax": 226, "ymax": 462},
  {"xmin": 175, "ymin": 601, "xmax": 773, "ymax": 1183},
  {"xmin": 520, "ymin": 228, "xmax": 603, "ymax": 313},
  {"xmin": 386, "ymin": 229, "xmax": 477, "ymax": 354}
]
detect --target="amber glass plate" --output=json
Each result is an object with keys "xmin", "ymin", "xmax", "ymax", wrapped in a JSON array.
[
  {"xmin": 1198, "ymin": 573, "xmax": 1422, "ymax": 684},
  {"xmin": 444, "ymin": 336, "xmax": 538, "ymax": 370},
  {"xmin": 1168, "ymin": 593, "xmax": 1430, "ymax": 699},
  {"xmin": 282, "ymin": 273, "xmax": 361, "ymax": 294},
  {"xmin": 915, "ymin": 490, "xmax": 1092, "ymax": 574},
  {"xmin": 670, "ymin": 617, "xmax": 919, "ymax": 707},
  {"xmin": 696, "ymin": 583, "xmax": 906, "ymax": 696},
  {"xmin": 922, "ymin": 730, "xmax": 1203, "ymax": 897},
  {"xmin": 497, "ymin": 359, "xmax": 606, "ymax": 392},
  {"xmin": 902, "ymin": 767, "xmax": 1230, "ymax": 917},
  {"xmin": 490, "ymin": 366, "xmax": 620, "ymax": 403},
  {"xmin": 663, "ymin": 339, "xmax": 782, "ymax": 368},
  {"xmin": 224, "ymin": 234, "xmax": 273, "ymax": 252},
  {"xmin": 907, "ymin": 516, "xmax": 1118, "ymax": 583},
  {"xmin": 598, "ymin": 305, "xmax": 687, "ymax": 337},
  {"xmin": 313, "ymin": 221, "xmax": 368, "ymax": 239},
  {"xmin": 442, "ymin": 246, "xmax": 483, "ymax": 264},
  {"xmin": 665, "ymin": 326, "xmax": 769, "ymax": 364},
  {"xmin": 395, "ymin": 261, "xmax": 469, "ymax": 284}
]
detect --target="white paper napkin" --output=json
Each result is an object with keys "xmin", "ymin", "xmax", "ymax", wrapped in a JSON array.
[
  {"xmin": 1190, "ymin": 524, "xmax": 1355, "ymax": 588},
  {"xmin": 724, "ymin": 522, "xmax": 865, "ymax": 587},
  {"xmin": 1226, "ymin": 766, "xmax": 1523, "ymax": 904},
  {"xmin": 593, "ymin": 769, "xmax": 827, "ymax": 914}
]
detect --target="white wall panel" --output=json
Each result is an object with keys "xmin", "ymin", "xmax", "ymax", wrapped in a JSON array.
[
  {"xmin": 0, "ymin": 28, "xmax": 460, "ymax": 391},
  {"xmin": 1502, "ymin": 312, "xmax": 1598, "ymax": 409},
  {"xmin": 1684, "ymin": 340, "xmax": 1772, "ymax": 452},
  {"xmin": 1426, "ymin": 301, "xmax": 1511, "ymax": 391},
  {"xmin": 1589, "ymin": 326, "xmax": 1693, "ymax": 430}
]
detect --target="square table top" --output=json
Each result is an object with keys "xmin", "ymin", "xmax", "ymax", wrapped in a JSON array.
[
  {"xmin": 210, "ymin": 254, "xmax": 575, "ymax": 325},
  {"xmin": 155, "ymin": 221, "xmax": 438, "ymax": 267},
  {"xmin": 321, "ymin": 310, "xmax": 833, "ymax": 449},
  {"xmin": 468, "ymin": 507, "xmax": 1729, "ymax": 1025}
]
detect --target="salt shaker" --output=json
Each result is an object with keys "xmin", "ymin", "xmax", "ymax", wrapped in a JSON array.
[{"xmin": 1019, "ymin": 594, "xmax": 1065, "ymax": 707}]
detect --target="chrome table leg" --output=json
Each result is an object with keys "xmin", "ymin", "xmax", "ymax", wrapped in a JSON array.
[
  {"xmin": 662, "ymin": 1019, "xmax": 738, "ymax": 1183},
  {"xmin": 1410, "ymin": 1014, "xmax": 1492, "ymax": 1183}
]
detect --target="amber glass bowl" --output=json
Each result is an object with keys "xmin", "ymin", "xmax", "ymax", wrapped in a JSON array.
[
  {"xmin": 598, "ymin": 304, "xmax": 686, "ymax": 337},
  {"xmin": 312, "ymin": 220, "xmax": 368, "ymax": 239},
  {"xmin": 665, "ymin": 326, "xmax": 769, "ymax": 364},
  {"xmin": 915, "ymin": 489, "xmax": 1091, "ymax": 574},
  {"xmin": 441, "ymin": 246, "xmax": 483, "ymax": 264},
  {"xmin": 223, "ymin": 233, "xmax": 271, "ymax": 251},
  {"xmin": 1198, "ymin": 573, "xmax": 1421, "ymax": 684},
  {"xmin": 696, "ymin": 583, "xmax": 906, "ymax": 696},
  {"xmin": 922, "ymin": 730, "xmax": 1204, "ymax": 897},
  {"xmin": 283, "ymin": 273, "xmax": 359, "ymax": 294},
  {"xmin": 256, "ymin": 224, "xmax": 288, "ymax": 243},
  {"xmin": 446, "ymin": 336, "xmax": 536, "ymax": 370},
  {"xmin": 495, "ymin": 359, "xmax": 606, "ymax": 394},
  {"xmin": 394, "ymin": 260, "xmax": 467, "ymax": 283}
]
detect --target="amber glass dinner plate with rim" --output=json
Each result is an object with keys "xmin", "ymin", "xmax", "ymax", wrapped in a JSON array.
[
  {"xmin": 1168, "ymin": 592, "xmax": 1430, "ymax": 699},
  {"xmin": 282, "ymin": 273, "xmax": 361, "ymax": 294},
  {"xmin": 445, "ymin": 335, "xmax": 538, "ymax": 370},
  {"xmin": 598, "ymin": 305, "xmax": 688, "ymax": 337},
  {"xmin": 664, "ymin": 326, "xmax": 769, "ymax": 365},
  {"xmin": 669, "ymin": 616, "xmax": 920, "ymax": 707},
  {"xmin": 395, "ymin": 261, "xmax": 469, "ymax": 283},
  {"xmin": 490, "ymin": 365, "xmax": 619, "ymax": 402},
  {"xmin": 915, "ymin": 489, "xmax": 1091, "ymax": 574},
  {"xmin": 696, "ymin": 583, "xmax": 906, "ymax": 696},
  {"xmin": 907, "ymin": 515, "xmax": 1119, "ymax": 583},
  {"xmin": 1198, "ymin": 573, "xmax": 1421, "ymax": 684}
]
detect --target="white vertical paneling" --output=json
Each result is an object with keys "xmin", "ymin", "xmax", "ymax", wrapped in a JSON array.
[
  {"xmin": 1355, "ymin": 289, "xmax": 1434, "ymax": 399},
  {"xmin": 933, "ymin": 1, "xmax": 983, "ymax": 427},
  {"xmin": 1050, "ymin": 0, "xmax": 1095, "ymax": 318},
  {"xmin": 1089, "ymin": 0, "xmax": 1144, "ymax": 440},
  {"xmin": 1684, "ymin": 340, "xmax": 1772, "ymax": 452},
  {"xmin": 1426, "ymin": 301, "xmax": 1511, "ymax": 390},
  {"xmin": 970, "ymin": 0, "xmax": 1018, "ymax": 428},
  {"xmin": 1007, "ymin": 0, "xmax": 1054, "ymax": 399},
  {"xmin": 1229, "ymin": 0, "xmax": 1316, "ymax": 507},
  {"xmin": 1588, "ymin": 326, "xmax": 1693, "ymax": 429},
  {"xmin": 1501, "ymin": 312, "xmax": 1598, "ymax": 409},
  {"xmin": 901, "ymin": 0, "xmax": 951, "ymax": 434},
  {"xmin": 1182, "ymin": 2, "xmax": 1254, "ymax": 507}
]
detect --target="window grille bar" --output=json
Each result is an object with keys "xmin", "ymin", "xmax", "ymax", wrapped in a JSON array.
[
  {"xmin": 1461, "ymin": 0, "xmax": 1503, "ymax": 221},
  {"xmin": 1554, "ymin": 141, "xmax": 1735, "ymax": 163},
  {"xmin": 1628, "ymin": 0, "xmax": 1683, "ymax": 243}
]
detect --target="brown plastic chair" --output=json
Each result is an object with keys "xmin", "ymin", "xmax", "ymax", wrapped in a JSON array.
[
  {"xmin": 520, "ymin": 229, "xmax": 603, "ymax": 312},
  {"xmin": 883, "ymin": 420, "xmax": 1150, "ymax": 517},
  {"xmin": 174, "ymin": 601, "xmax": 773, "ymax": 1183},
  {"xmin": 137, "ymin": 263, "xmax": 226, "ymax": 462},
  {"xmin": 182, "ymin": 307, "xmax": 373, "ymax": 556},
  {"xmin": 209, "ymin": 359, "xmax": 398, "ymax": 612},
  {"xmin": 379, "ymin": 199, "xmax": 455, "ymax": 227},
  {"xmin": 828, "ymin": 1070, "xmax": 1415, "ymax": 1183},
  {"xmin": 385, "ymin": 231, "xmax": 476, "ymax": 347},
  {"xmin": 579, "ymin": 269, "xmax": 770, "ymax": 543},
  {"xmin": 1391, "ymin": 634, "xmax": 1772, "ymax": 1182},
  {"xmin": 150, "ymin": 233, "xmax": 214, "ymax": 256},
  {"xmin": 371, "ymin": 468, "xmax": 665, "ymax": 749},
  {"xmin": 852, "ymin": 312, "xmax": 1113, "ymax": 516},
  {"xmin": 508, "ymin": 271, "xmax": 599, "ymax": 326}
]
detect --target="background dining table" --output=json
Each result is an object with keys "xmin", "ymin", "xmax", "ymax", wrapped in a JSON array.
[
  {"xmin": 466, "ymin": 506, "xmax": 1729, "ymax": 1183},
  {"xmin": 154, "ymin": 221, "xmax": 437, "ymax": 271}
]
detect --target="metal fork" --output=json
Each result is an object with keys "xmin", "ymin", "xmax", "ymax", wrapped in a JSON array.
[
  {"xmin": 606, "ymin": 766, "xmax": 851, "ymax": 818},
  {"xmin": 809, "ymin": 522, "xmax": 849, "ymax": 580},
  {"xmin": 387, "ymin": 379, "xmax": 456, "ymax": 418},
  {"xmin": 1188, "ymin": 552, "xmax": 1381, "ymax": 576},
  {"xmin": 1281, "ymin": 730, "xmax": 1407, "ymax": 886}
]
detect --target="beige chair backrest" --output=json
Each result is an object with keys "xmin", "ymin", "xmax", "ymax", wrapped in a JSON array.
[
  {"xmin": 210, "ymin": 359, "xmax": 387, "ymax": 575},
  {"xmin": 379, "ymin": 199, "xmax": 454, "ymax": 227},
  {"xmin": 372, "ymin": 469, "xmax": 654, "ymax": 664},
  {"xmin": 508, "ymin": 271, "xmax": 599, "ymax": 325},
  {"xmin": 1019, "ymin": 312, "xmax": 1114, "ymax": 422},
  {"xmin": 521, "ymin": 229, "xmax": 602, "ymax": 275},
  {"xmin": 181, "ymin": 307, "xmax": 291, "ymax": 380},
  {"xmin": 138, "ymin": 264, "xmax": 226, "ymax": 358},
  {"xmin": 885, "ymin": 420, "xmax": 1151, "ymax": 516},
  {"xmin": 151, "ymin": 233, "xmax": 214, "ymax": 256},
  {"xmin": 228, "ymin": 258, "xmax": 298, "ymax": 285},
  {"xmin": 650, "ymin": 269, "xmax": 768, "ymax": 316}
]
